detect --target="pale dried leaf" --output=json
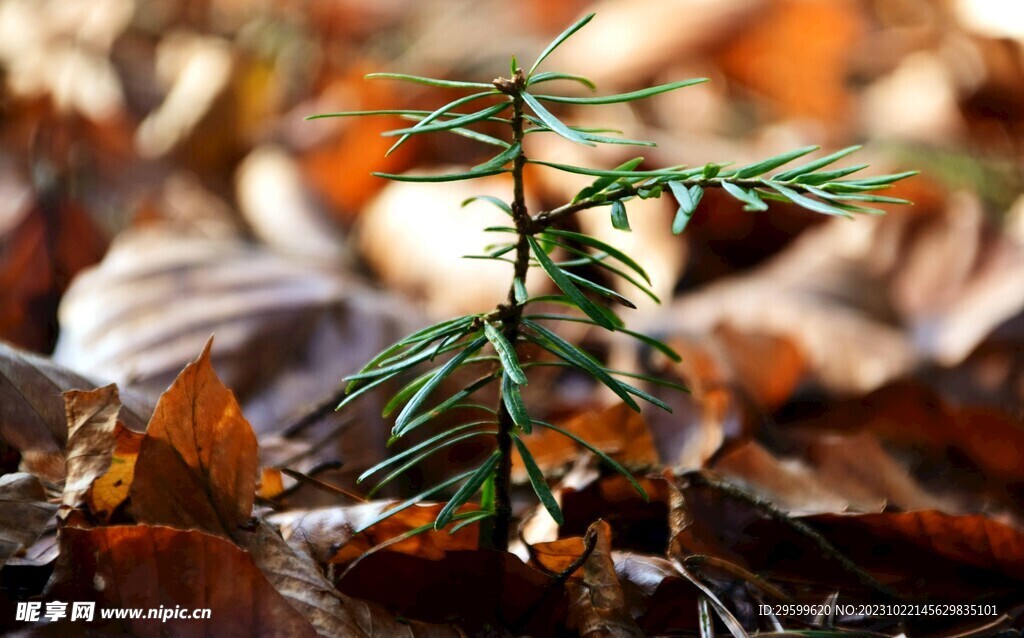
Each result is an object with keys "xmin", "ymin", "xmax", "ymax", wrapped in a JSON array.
[
  {"xmin": 0, "ymin": 472, "xmax": 57, "ymax": 570},
  {"xmin": 0, "ymin": 341, "xmax": 151, "ymax": 484},
  {"xmin": 61, "ymin": 384, "xmax": 120, "ymax": 513},
  {"xmin": 53, "ymin": 227, "xmax": 420, "ymax": 478}
]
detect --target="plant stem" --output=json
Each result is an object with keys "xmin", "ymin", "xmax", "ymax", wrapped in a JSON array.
[{"xmin": 489, "ymin": 68, "xmax": 530, "ymax": 551}]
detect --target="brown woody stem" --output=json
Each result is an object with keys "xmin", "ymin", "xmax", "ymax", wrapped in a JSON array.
[{"xmin": 488, "ymin": 68, "xmax": 529, "ymax": 551}]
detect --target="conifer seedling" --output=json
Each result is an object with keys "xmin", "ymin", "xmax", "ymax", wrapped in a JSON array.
[{"xmin": 309, "ymin": 13, "xmax": 916, "ymax": 551}]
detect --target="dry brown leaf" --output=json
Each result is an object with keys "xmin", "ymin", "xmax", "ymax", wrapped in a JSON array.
[
  {"xmin": 529, "ymin": 534, "xmax": 589, "ymax": 579},
  {"xmin": 712, "ymin": 441, "xmax": 856, "ymax": 516},
  {"xmin": 257, "ymin": 467, "xmax": 286, "ymax": 500},
  {"xmin": 0, "ymin": 472, "xmax": 57, "ymax": 570},
  {"xmin": 787, "ymin": 381, "xmax": 1024, "ymax": 513},
  {"xmin": 513, "ymin": 404, "xmax": 659, "ymax": 479},
  {"xmin": 60, "ymin": 385, "xmax": 120, "ymax": 514},
  {"xmin": 128, "ymin": 338, "xmax": 258, "ymax": 537},
  {"xmin": 52, "ymin": 227, "xmax": 419, "ymax": 479},
  {"xmin": 643, "ymin": 216, "xmax": 920, "ymax": 396},
  {"xmin": 713, "ymin": 435, "xmax": 956, "ymax": 516},
  {"xmin": 711, "ymin": 323, "xmax": 805, "ymax": 410},
  {"xmin": 240, "ymin": 522, "xmax": 465, "ymax": 638},
  {"xmin": 47, "ymin": 525, "xmax": 318, "ymax": 637},
  {"xmin": 271, "ymin": 502, "xmax": 479, "ymax": 566},
  {"xmin": 86, "ymin": 422, "xmax": 143, "ymax": 522},
  {"xmin": 0, "ymin": 341, "xmax": 151, "ymax": 483},
  {"xmin": 806, "ymin": 510, "xmax": 1024, "ymax": 588},
  {"xmin": 566, "ymin": 520, "xmax": 644, "ymax": 638}
]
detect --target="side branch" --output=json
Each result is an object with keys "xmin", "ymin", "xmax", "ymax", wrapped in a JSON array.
[{"xmin": 531, "ymin": 176, "xmax": 840, "ymax": 228}]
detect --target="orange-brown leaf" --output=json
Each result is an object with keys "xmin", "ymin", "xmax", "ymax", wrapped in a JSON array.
[
  {"xmin": 129, "ymin": 338, "xmax": 258, "ymax": 537},
  {"xmin": 49, "ymin": 525, "xmax": 318, "ymax": 637}
]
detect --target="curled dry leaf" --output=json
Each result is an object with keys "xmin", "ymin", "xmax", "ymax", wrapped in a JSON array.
[
  {"xmin": 565, "ymin": 520, "xmax": 645, "ymax": 638},
  {"xmin": 46, "ymin": 525, "xmax": 318, "ymax": 638},
  {"xmin": 0, "ymin": 472, "xmax": 57, "ymax": 570},
  {"xmin": 128, "ymin": 338, "xmax": 258, "ymax": 537},
  {"xmin": 0, "ymin": 341, "xmax": 151, "ymax": 483},
  {"xmin": 61, "ymin": 384, "xmax": 120, "ymax": 514}
]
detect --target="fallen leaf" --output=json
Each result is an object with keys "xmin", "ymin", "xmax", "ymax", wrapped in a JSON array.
[
  {"xmin": 240, "ymin": 522, "xmax": 465, "ymax": 638},
  {"xmin": 129, "ymin": 338, "xmax": 258, "ymax": 537},
  {"xmin": 85, "ymin": 423, "xmax": 143, "ymax": 523},
  {"xmin": 612, "ymin": 552, "xmax": 699, "ymax": 636},
  {"xmin": 47, "ymin": 525, "xmax": 318, "ymax": 637},
  {"xmin": 713, "ymin": 434, "xmax": 957, "ymax": 516},
  {"xmin": 669, "ymin": 473, "xmax": 1024, "ymax": 603},
  {"xmin": 529, "ymin": 534, "xmax": 589, "ymax": 579},
  {"xmin": 711, "ymin": 323, "xmax": 805, "ymax": 411},
  {"xmin": 60, "ymin": 385, "xmax": 120, "ymax": 514},
  {"xmin": 257, "ymin": 467, "xmax": 286, "ymax": 500},
  {"xmin": 565, "ymin": 520, "xmax": 644, "ymax": 638},
  {"xmin": 0, "ymin": 473, "xmax": 57, "ymax": 570},
  {"xmin": 513, "ymin": 403, "xmax": 659, "ymax": 480},
  {"xmin": 787, "ymin": 381, "xmax": 1024, "ymax": 513},
  {"xmin": 271, "ymin": 501, "xmax": 479, "ymax": 566},
  {"xmin": 804, "ymin": 510, "xmax": 1024, "ymax": 595},
  {"xmin": 712, "ymin": 441, "xmax": 858, "ymax": 516},
  {"xmin": 0, "ymin": 341, "xmax": 151, "ymax": 483},
  {"xmin": 52, "ymin": 226, "xmax": 420, "ymax": 480}
]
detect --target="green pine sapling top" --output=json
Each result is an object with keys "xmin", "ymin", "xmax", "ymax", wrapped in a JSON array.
[{"xmin": 308, "ymin": 13, "xmax": 916, "ymax": 551}]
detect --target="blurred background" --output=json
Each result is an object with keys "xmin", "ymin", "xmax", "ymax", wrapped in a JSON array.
[{"xmin": 1, "ymin": 0, "xmax": 1022, "ymax": 496}]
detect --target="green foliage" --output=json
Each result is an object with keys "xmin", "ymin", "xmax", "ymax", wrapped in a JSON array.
[{"xmin": 309, "ymin": 12, "xmax": 916, "ymax": 548}]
